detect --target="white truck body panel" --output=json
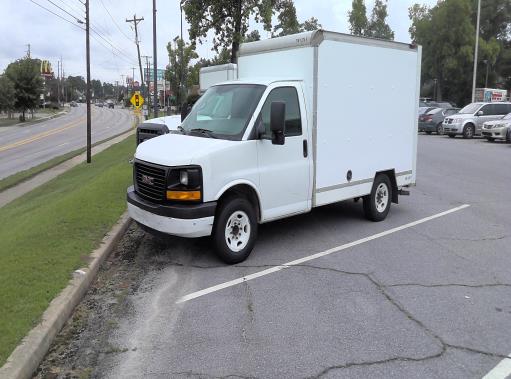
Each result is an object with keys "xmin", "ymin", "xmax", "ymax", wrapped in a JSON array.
[
  {"xmin": 238, "ymin": 30, "xmax": 420, "ymax": 208},
  {"xmin": 199, "ymin": 63, "xmax": 238, "ymax": 93}
]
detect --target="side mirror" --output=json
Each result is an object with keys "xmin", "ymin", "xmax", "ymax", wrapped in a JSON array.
[
  {"xmin": 270, "ymin": 101, "xmax": 286, "ymax": 145},
  {"xmin": 477, "ymin": 110, "xmax": 484, "ymax": 116}
]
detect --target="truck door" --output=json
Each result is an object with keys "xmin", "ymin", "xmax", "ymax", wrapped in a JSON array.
[{"xmin": 255, "ymin": 84, "xmax": 311, "ymax": 220}]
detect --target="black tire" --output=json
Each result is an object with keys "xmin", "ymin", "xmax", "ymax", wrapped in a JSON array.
[
  {"xmin": 448, "ymin": 134, "xmax": 456, "ymax": 138},
  {"xmin": 463, "ymin": 124, "xmax": 475, "ymax": 139},
  {"xmin": 212, "ymin": 196, "xmax": 258, "ymax": 264},
  {"xmin": 436, "ymin": 123, "xmax": 444, "ymax": 135},
  {"xmin": 506, "ymin": 130, "xmax": 511, "ymax": 143},
  {"xmin": 426, "ymin": 131, "xmax": 432, "ymax": 135},
  {"xmin": 363, "ymin": 174, "xmax": 392, "ymax": 222},
  {"xmin": 486, "ymin": 137, "xmax": 495, "ymax": 142}
]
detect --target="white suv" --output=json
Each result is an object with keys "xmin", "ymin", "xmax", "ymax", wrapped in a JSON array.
[{"xmin": 443, "ymin": 102, "xmax": 511, "ymax": 139}]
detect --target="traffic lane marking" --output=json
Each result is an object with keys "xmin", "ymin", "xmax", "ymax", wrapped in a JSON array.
[
  {"xmin": 0, "ymin": 116, "xmax": 86, "ymax": 153},
  {"xmin": 176, "ymin": 204, "xmax": 471, "ymax": 303},
  {"xmin": 482, "ymin": 355, "xmax": 511, "ymax": 379}
]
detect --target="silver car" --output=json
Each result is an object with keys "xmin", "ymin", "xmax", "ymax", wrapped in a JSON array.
[
  {"xmin": 481, "ymin": 112, "xmax": 511, "ymax": 143},
  {"xmin": 443, "ymin": 102, "xmax": 511, "ymax": 139}
]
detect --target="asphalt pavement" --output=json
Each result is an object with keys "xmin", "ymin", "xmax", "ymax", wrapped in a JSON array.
[
  {"xmin": 36, "ymin": 134, "xmax": 511, "ymax": 379},
  {"xmin": 0, "ymin": 104, "xmax": 133, "ymax": 179}
]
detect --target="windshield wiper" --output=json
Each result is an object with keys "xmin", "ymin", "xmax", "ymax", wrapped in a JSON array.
[{"xmin": 189, "ymin": 128, "xmax": 218, "ymax": 139}]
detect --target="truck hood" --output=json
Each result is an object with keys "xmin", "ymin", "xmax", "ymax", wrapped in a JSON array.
[
  {"xmin": 135, "ymin": 133, "xmax": 238, "ymax": 166},
  {"xmin": 143, "ymin": 115, "xmax": 182, "ymax": 130}
]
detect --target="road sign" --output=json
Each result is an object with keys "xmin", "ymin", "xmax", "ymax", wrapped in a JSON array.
[{"xmin": 130, "ymin": 91, "xmax": 144, "ymax": 109}]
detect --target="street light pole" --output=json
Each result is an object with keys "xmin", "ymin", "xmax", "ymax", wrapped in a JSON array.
[
  {"xmin": 152, "ymin": 0, "xmax": 158, "ymax": 117},
  {"xmin": 471, "ymin": 0, "xmax": 481, "ymax": 103},
  {"xmin": 485, "ymin": 60, "xmax": 490, "ymax": 88},
  {"xmin": 85, "ymin": 0, "xmax": 91, "ymax": 163},
  {"xmin": 180, "ymin": 1, "xmax": 184, "ymax": 109}
]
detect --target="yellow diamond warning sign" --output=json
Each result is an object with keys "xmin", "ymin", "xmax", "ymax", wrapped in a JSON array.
[{"xmin": 130, "ymin": 91, "xmax": 144, "ymax": 109}]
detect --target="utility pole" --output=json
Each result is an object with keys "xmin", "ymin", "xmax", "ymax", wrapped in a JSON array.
[
  {"xmin": 85, "ymin": 0, "xmax": 91, "ymax": 163},
  {"xmin": 180, "ymin": 1, "xmax": 184, "ymax": 110},
  {"xmin": 57, "ymin": 60, "xmax": 61, "ymax": 105},
  {"xmin": 152, "ymin": 0, "xmax": 158, "ymax": 116},
  {"xmin": 142, "ymin": 55, "xmax": 152, "ymax": 117},
  {"xmin": 131, "ymin": 67, "xmax": 137, "ymax": 93},
  {"xmin": 471, "ymin": 0, "xmax": 481, "ymax": 102},
  {"xmin": 126, "ymin": 15, "xmax": 146, "ymax": 117},
  {"xmin": 26, "ymin": 44, "xmax": 31, "ymax": 58}
]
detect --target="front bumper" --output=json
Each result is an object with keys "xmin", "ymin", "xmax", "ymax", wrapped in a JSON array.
[
  {"xmin": 443, "ymin": 123, "xmax": 461, "ymax": 134},
  {"xmin": 482, "ymin": 127, "xmax": 509, "ymax": 140},
  {"xmin": 127, "ymin": 186, "xmax": 216, "ymax": 238}
]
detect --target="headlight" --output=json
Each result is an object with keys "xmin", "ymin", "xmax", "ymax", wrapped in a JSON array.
[{"xmin": 166, "ymin": 167, "xmax": 202, "ymax": 201}]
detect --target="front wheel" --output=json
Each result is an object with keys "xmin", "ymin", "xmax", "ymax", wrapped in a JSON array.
[
  {"xmin": 436, "ymin": 123, "xmax": 444, "ymax": 135},
  {"xmin": 212, "ymin": 197, "xmax": 258, "ymax": 264},
  {"xmin": 463, "ymin": 124, "xmax": 475, "ymax": 139},
  {"xmin": 363, "ymin": 175, "xmax": 392, "ymax": 222}
]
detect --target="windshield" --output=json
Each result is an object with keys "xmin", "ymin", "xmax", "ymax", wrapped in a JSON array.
[
  {"xmin": 427, "ymin": 108, "xmax": 442, "ymax": 115},
  {"xmin": 458, "ymin": 103, "xmax": 482, "ymax": 114},
  {"xmin": 503, "ymin": 113, "xmax": 511, "ymax": 120},
  {"xmin": 181, "ymin": 84, "xmax": 266, "ymax": 140}
]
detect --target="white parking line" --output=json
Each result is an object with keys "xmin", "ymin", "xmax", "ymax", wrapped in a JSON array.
[
  {"xmin": 482, "ymin": 355, "xmax": 511, "ymax": 379},
  {"xmin": 176, "ymin": 204, "xmax": 470, "ymax": 304}
]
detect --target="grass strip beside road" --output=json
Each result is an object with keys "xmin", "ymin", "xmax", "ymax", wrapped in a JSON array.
[
  {"xmin": 0, "ymin": 135, "xmax": 135, "ymax": 365},
  {"xmin": 0, "ymin": 130, "xmax": 133, "ymax": 193}
]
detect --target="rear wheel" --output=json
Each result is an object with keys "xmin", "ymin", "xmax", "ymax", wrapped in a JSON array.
[
  {"xmin": 463, "ymin": 124, "xmax": 475, "ymax": 139},
  {"xmin": 436, "ymin": 123, "xmax": 444, "ymax": 135},
  {"xmin": 212, "ymin": 196, "xmax": 258, "ymax": 264},
  {"xmin": 363, "ymin": 174, "xmax": 392, "ymax": 222}
]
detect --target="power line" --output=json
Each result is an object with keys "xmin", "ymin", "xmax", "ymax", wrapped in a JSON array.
[
  {"xmin": 29, "ymin": 0, "xmax": 84, "ymax": 30},
  {"xmin": 99, "ymin": 0, "xmax": 134, "ymax": 43},
  {"xmin": 89, "ymin": 27, "xmax": 138, "ymax": 65},
  {"xmin": 43, "ymin": 0, "xmax": 82, "ymax": 22}
]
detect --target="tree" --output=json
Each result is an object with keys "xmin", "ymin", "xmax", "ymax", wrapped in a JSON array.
[
  {"xmin": 301, "ymin": 17, "xmax": 322, "ymax": 32},
  {"xmin": 409, "ymin": 0, "xmax": 475, "ymax": 105},
  {"xmin": 244, "ymin": 30, "xmax": 261, "ymax": 43},
  {"xmin": 91, "ymin": 79, "xmax": 103, "ymax": 99},
  {"xmin": 348, "ymin": 0, "xmax": 368, "ymax": 36},
  {"xmin": 366, "ymin": 0, "xmax": 394, "ymax": 40},
  {"xmin": 0, "ymin": 75, "xmax": 15, "ymax": 118},
  {"xmin": 165, "ymin": 36, "xmax": 198, "ymax": 106},
  {"xmin": 274, "ymin": 0, "xmax": 301, "ymax": 37},
  {"xmin": 5, "ymin": 58, "xmax": 43, "ymax": 121},
  {"xmin": 182, "ymin": 0, "xmax": 275, "ymax": 63}
]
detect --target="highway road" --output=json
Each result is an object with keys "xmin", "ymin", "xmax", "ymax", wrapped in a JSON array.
[
  {"xmin": 37, "ymin": 135, "xmax": 511, "ymax": 379},
  {"xmin": 0, "ymin": 104, "xmax": 133, "ymax": 180}
]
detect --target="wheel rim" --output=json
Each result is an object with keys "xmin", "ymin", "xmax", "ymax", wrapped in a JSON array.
[
  {"xmin": 437, "ymin": 124, "xmax": 444, "ymax": 135},
  {"xmin": 466, "ymin": 126, "xmax": 473, "ymax": 137},
  {"xmin": 225, "ymin": 211, "xmax": 251, "ymax": 252},
  {"xmin": 375, "ymin": 183, "xmax": 389, "ymax": 213}
]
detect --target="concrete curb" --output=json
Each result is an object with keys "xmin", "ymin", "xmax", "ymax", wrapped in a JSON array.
[{"xmin": 0, "ymin": 212, "xmax": 132, "ymax": 379}]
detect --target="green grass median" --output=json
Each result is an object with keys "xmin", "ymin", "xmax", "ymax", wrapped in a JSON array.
[{"xmin": 0, "ymin": 135, "xmax": 135, "ymax": 365}]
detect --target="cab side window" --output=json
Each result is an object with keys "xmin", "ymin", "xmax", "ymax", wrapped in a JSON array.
[
  {"xmin": 260, "ymin": 87, "xmax": 302, "ymax": 137},
  {"xmin": 480, "ymin": 104, "xmax": 496, "ymax": 115},
  {"xmin": 494, "ymin": 104, "xmax": 510, "ymax": 115}
]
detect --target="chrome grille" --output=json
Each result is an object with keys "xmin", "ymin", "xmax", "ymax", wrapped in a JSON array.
[{"xmin": 134, "ymin": 162, "xmax": 167, "ymax": 202}]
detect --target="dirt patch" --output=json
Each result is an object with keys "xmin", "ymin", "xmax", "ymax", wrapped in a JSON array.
[{"xmin": 34, "ymin": 225, "xmax": 147, "ymax": 379}]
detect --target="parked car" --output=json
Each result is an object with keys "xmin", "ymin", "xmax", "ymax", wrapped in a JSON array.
[
  {"xmin": 481, "ymin": 112, "xmax": 511, "ymax": 143},
  {"xmin": 419, "ymin": 107, "xmax": 459, "ymax": 135},
  {"xmin": 419, "ymin": 106, "xmax": 436, "ymax": 115},
  {"xmin": 443, "ymin": 102, "xmax": 511, "ymax": 138}
]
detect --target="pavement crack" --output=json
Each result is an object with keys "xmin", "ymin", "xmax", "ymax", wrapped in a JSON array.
[
  {"xmin": 387, "ymin": 282, "xmax": 511, "ymax": 289},
  {"xmin": 170, "ymin": 371, "xmax": 258, "ymax": 379}
]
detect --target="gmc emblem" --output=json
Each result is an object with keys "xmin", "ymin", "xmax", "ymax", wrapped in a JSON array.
[{"xmin": 141, "ymin": 174, "xmax": 155, "ymax": 186}]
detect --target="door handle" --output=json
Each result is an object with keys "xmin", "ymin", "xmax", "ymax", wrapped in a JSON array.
[{"xmin": 303, "ymin": 139, "xmax": 308, "ymax": 158}]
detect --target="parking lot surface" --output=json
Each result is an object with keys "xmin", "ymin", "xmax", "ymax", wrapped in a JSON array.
[{"xmin": 36, "ymin": 135, "xmax": 511, "ymax": 379}]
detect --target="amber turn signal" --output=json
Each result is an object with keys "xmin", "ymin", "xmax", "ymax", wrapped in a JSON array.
[{"xmin": 166, "ymin": 190, "xmax": 201, "ymax": 201}]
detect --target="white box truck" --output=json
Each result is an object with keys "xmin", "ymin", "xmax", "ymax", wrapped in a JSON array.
[
  {"xmin": 199, "ymin": 63, "xmax": 238, "ymax": 94},
  {"xmin": 127, "ymin": 30, "xmax": 422, "ymax": 263}
]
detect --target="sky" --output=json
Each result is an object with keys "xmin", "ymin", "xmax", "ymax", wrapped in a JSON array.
[{"xmin": 0, "ymin": 0, "xmax": 438, "ymax": 84}]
